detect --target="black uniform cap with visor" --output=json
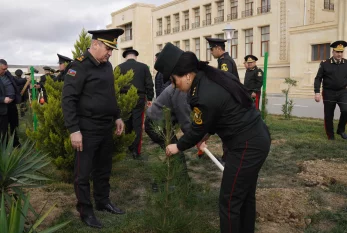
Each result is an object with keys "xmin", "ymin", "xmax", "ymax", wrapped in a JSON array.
[{"xmin": 88, "ymin": 28, "xmax": 124, "ymax": 50}]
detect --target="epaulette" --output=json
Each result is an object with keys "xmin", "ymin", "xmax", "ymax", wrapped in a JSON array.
[{"xmin": 76, "ymin": 55, "xmax": 85, "ymax": 62}]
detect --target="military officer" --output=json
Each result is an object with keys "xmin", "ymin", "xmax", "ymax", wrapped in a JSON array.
[
  {"xmin": 154, "ymin": 52, "xmax": 170, "ymax": 97},
  {"xmin": 62, "ymin": 28, "xmax": 125, "ymax": 229},
  {"xmin": 156, "ymin": 43, "xmax": 270, "ymax": 233},
  {"xmin": 314, "ymin": 40, "xmax": 347, "ymax": 140},
  {"xmin": 244, "ymin": 55, "xmax": 263, "ymax": 110},
  {"xmin": 56, "ymin": 54, "xmax": 73, "ymax": 82},
  {"xmin": 115, "ymin": 49, "xmax": 154, "ymax": 159},
  {"xmin": 205, "ymin": 37, "xmax": 239, "ymax": 80}
]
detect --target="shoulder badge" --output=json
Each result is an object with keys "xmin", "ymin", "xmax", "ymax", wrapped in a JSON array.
[
  {"xmin": 76, "ymin": 55, "xmax": 85, "ymax": 62},
  {"xmin": 193, "ymin": 107, "xmax": 203, "ymax": 125},
  {"xmin": 258, "ymin": 71, "xmax": 262, "ymax": 77},
  {"xmin": 192, "ymin": 87, "xmax": 197, "ymax": 96},
  {"xmin": 221, "ymin": 63, "xmax": 228, "ymax": 71},
  {"xmin": 67, "ymin": 69, "xmax": 77, "ymax": 77}
]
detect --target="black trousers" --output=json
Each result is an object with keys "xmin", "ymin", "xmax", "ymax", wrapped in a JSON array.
[
  {"xmin": 220, "ymin": 123, "xmax": 270, "ymax": 233},
  {"xmin": 322, "ymin": 89, "xmax": 347, "ymax": 139},
  {"xmin": 145, "ymin": 117, "xmax": 188, "ymax": 178},
  {"xmin": 74, "ymin": 128, "xmax": 114, "ymax": 216},
  {"xmin": 125, "ymin": 97, "xmax": 146, "ymax": 155},
  {"xmin": 7, "ymin": 103, "xmax": 20, "ymax": 147},
  {"xmin": 0, "ymin": 114, "xmax": 8, "ymax": 141}
]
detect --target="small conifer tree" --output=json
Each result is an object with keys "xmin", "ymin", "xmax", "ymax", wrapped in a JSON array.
[{"xmin": 71, "ymin": 28, "xmax": 91, "ymax": 59}]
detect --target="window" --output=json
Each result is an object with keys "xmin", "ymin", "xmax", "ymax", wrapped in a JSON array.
[
  {"xmin": 158, "ymin": 44, "xmax": 163, "ymax": 52},
  {"xmin": 165, "ymin": 16, "xmax": 171, "ymax": 34},
  {"xmin": 231, "ymin": 31, "xmax": 238, "ymax": 59},
  {"xmin": 243, "ymin": 0, "xmax": 253, "ymax": 17},
  {"xmin": 312, "ymin": 43, "xmax": 330, "ymax": 61},
  {"xmin": 174, "ymin": 41, "xmax": 180, "ymax": 49},
  {"xmin": 216, "ymin": 33, "xmax": 224, "ymax": 39},
  {"xmin": 217, "ymin": 2, "xmax": 224, "ymax": 17},
  {"xmin": 245, "ymin": 29, "xmax": 253, "ymax": 55},
  {"xmin": 193, "ymin": 8, "xmax": 200, "ymax": 28},
  {"xmin": 183, "ymin": 11, "xmax": 189, "ymax": 30},
  {"xmin": 157, "ymin": 19, "xmax": 162, "ymax": 36},
  {"xmin": 195, "ymin": 38, "xmax": 200, "ymax": 60},
  {"xmin": 205, "ymin": 36, "xmax": 211, "ymax": 61},
  {"xmin": 125, "ymin": 23, "xmax": 132, "ymax": 41},
  {"xmin": 204, "ymin": 5, "xmax": 212, "ymax": 26},
  {"xmin": 259, "ymin": 0, "xmax": 271, "ymax": 13},
  {"xmin": 229, "ymin": 0, "xmax": 238, "ymax": 20},
  {"xmin": 261, "ymin": 26, "xmax": 270, "ymax": 56},
  {"xmin": 184, "ymin": 40, "xmax": 190, "ymax": 51},
  {"xmin": 324, "ymin": 0, "xmax": 334, "ymax": 10},
  {"xmin": 173, "ymin": 14, "xmax": 180, "ymax": 33}
]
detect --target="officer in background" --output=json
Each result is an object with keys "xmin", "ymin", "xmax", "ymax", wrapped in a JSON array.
[
  {"xmin": 56, "ymin": 54, "xmax": 73, "ymax": 82},
  {"xmin": 116, "ymin": 49, "xmax": 154, "ymax": 159},
  {"xmin": 205, "ymin": 37, "xmax": 239, "ymax": 80},
  {"xmin": 62, "ymin": 28, "xmax": 125, "ymax": 229},
  {"xmin": 14, "ymin": 69, "xmax": 29, "ymax": 117},
  {"xmin": 314, "ymin": 40, "xmax": 347, "ymax": 140},
  {"xmin": 244, "ymin": 55, "xmax": 263, "ymax": 110},
  {"xmin": 36, "ymin": 66, "xmax": 55, "ymax": 103}
]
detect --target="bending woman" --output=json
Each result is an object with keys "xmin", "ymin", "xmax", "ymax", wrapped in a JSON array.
[{"xmin": 155, "ymin": 43, "xmax": 271, "ymax": 233}]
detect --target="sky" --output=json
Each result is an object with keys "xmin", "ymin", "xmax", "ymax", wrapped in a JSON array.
[{"xmin": 0, "ymin": 0, "xmax": 170, "ymax": 65}]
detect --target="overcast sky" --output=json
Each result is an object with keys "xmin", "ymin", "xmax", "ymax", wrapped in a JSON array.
[{"xmin": 0, "ymin": 0, "xmax": 170, "ymax": 66}]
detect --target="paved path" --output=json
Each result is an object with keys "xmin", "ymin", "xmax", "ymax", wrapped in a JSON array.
[{"xmin": 266, "ymin": 96, "xmax": 340, "ymax": 119}]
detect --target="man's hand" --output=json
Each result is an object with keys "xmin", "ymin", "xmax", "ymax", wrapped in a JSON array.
[
  {"xmin": 4, "ymin": 97, "xmax": 13, "ymax": 104},
  {"xmin": 70, "ymin": 131, "xmax": 83, "ymax": 151},
  {"xmin": 198, "ymin": 141, "xmax": 207, "ymax": 151},
  {"xmin": 166, "ymin": 144, "xmax": 179, "ymax": 157},
  {"xmin": 147, "ymin": 101, "xmax": 152, "ymax": 107},
  {"xmin": 251, "ymin": 92, "xmax": 256, "ymax": 98},
  {"xmin": 115, "ymin": 119, "xmax": 124, "ymax": 135},
  {"xmin": 314, "ymin": 93, "xmax": 321, "ymax": 102}
]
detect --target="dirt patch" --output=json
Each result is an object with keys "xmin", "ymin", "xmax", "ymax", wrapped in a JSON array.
[
  {"xmin": 27, "ymin": 188, "xmax": 75, "ymax": 228},
  {"xmin": 297, "ymin": 159, "xmax": 347, "ymax": 187},
  {"xmin": 271, "ymin": 139, "xmax": 287, "ymax": 146},
  {"xmin": 257, "ymin": 221, "xmax": 302, "ymax": 233},
  {"xmin": 256, "ymin": 188, "xmax": 316, "ymax": 230}
]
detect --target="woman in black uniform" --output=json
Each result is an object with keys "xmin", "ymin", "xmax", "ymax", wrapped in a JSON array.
[{"xmin": 155, "ymin": 43, "xmax": 271, "ymax": 233}]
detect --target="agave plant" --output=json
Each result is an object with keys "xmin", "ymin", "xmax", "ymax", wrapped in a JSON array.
[
  {"xmin": 0, "ymin": 192, "xmax": 70, "ymax": 233},
  {"xmin": 0, "ymin": 135, "xmax": 50, "ymax": 197}
]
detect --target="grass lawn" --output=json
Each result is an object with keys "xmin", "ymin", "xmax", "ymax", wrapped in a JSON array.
[{"xmin": 19, "ymin": 114, "xmax": 347, "ymax": 233}]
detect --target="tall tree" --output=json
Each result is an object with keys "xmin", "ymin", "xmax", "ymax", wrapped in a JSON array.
[{"xmin": 71, "ymin": 28, "xmax": 91, "ymax": 59}]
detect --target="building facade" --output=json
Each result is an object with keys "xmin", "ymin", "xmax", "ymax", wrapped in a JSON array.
[{"xmin": 108, "ymin": 0, "xmax": 343, "ymax": 97}]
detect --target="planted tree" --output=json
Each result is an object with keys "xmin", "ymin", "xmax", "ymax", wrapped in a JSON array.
[{"xmin": 282, "ymin": 77, "xmax": 298, "ymax": 119}]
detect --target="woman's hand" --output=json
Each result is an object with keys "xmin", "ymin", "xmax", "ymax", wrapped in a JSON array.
[{"xmin": 166, "ymin": 144, "xmax": 179, "ymax": 157}]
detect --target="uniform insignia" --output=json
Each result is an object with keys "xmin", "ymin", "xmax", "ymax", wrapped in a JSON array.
[
  {"xmin": 193, "ymin": 107, "xmax": 203, "ymax": 125},
  {"xmin": 192, "ymin": 87, "xmax": 196, "ymax": 96},
  {"xmin": 221, "ymin": 63, "xmax": 228, "ymax": 71},
  {"xmin": 258, "ymin": 72, "xmax": 262, "ymax": 77},
  {"xmin": 76, "ymin": 56, "xmax": 84, "ymax": 61},
  {"xmin": 67, "ymin": 69, "xmax": 77, "ymax": 77}
]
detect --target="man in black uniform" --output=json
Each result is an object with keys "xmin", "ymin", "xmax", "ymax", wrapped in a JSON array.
[
  {"xmin": 62, "ymin": 28, "xmax": 125, "ymax": 229},
  {"xmin": 14, "ymin": 69, "xmax": 29, "ymax": 117},
  {"xmin": 36, "ymin": 66, "xmax": 55, "ymax": 103},
  {"xmin": 244, "ymin": 55, "xmax": 263, "ymax": 110},
  {"xmin": 115, "ymin": 49, "xmax": 154, "ymax": 159},
  {"xmin": 56, "ymin": 54, "xmax": 73, "ymax": 82},
  {"xmin": 314, "ymin": 40, "xmax": 347, "ymax": 140},
  {"xmin": 206, "ymin": 37, "xmax": 239, "ymax": 80}
]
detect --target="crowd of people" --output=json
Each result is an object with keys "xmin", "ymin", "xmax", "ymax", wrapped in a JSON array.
[{"xmin": 1, "ymin": 26, "xmax": 346, "ymax": 232}]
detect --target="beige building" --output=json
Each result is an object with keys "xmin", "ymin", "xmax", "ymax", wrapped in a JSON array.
[{"xmin": 107, "ymin": 0, "xmax": 344, "ymax": 97}]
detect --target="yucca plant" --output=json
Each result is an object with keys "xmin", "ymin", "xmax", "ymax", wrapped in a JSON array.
[
  {"xmin": 0, "ymin": 191, "xmax": 70, "ymax": 233},
  {"xmin": 0, "ymin": 135, "xmax": 50, "ymax": 200}
]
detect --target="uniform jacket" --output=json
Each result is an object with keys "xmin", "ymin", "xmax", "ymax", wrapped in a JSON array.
[
  {"xmin": 0, "ymin": 72, "xmax": 24, "ymax": 115},
  {"xmin": 218, "ymin": 52, "xmax": 239, "ymax": 80},
  {"xmin": 314, "ymin": 57, "xmax": 347, "ymax": 93},
  {"xmin": 62, "ymin": 50, "xmax": 121, "ymax": 133},
  {"xmin": 116, "ymin": 59, "xmax": 154, "ymax": 101},
  {"xmin": 146, "ymin": 84, "xmax": 191, "ymax": 134},
  {"xmin": 177, "ymin": 71, "xmax": 262, "ymax": 152},
  {"xmin": 244, "ymin": 66, "xmax": 264, "ymax": 93}
]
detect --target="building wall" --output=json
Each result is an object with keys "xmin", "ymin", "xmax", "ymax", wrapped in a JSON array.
[{"xmin": 108, "ymin": 0, "xmax": 340, "ymax": 96}]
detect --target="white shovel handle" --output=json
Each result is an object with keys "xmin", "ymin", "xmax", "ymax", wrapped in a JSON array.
[{"xmin": 203, "ymin": 148, "xmax": 224, "ymax": 171}]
